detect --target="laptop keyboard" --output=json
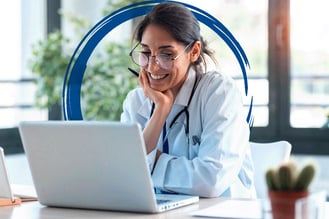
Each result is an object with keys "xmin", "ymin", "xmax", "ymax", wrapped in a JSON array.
[{"xmin": 156, "ymin": 199, "xmax": 171, "ymax": 205}]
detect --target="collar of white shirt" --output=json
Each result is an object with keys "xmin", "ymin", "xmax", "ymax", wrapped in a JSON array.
[{"xmin": 174, "ymin": 67, "xmax": 197, "ymax": 107}]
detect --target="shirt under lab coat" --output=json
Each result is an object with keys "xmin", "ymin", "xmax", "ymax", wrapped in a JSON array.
[{"xmin": 120, "ymin": 68, "xmax": 256, "ymax": 198}]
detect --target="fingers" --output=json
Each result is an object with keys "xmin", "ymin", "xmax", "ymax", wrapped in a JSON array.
[{"xmin": 138, "ymin": 70, "xmax": 174, "ymax": 110}]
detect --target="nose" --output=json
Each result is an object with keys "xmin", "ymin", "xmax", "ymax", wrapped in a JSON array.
[{"xmin": 146, "ymin": 56, "xmax": 160, "ymax": 72}]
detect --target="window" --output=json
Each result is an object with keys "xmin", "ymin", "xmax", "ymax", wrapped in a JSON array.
[
  {"xmin": 290, "ymin": 0, "xmax": 329, "ymax": 128},
  {"xmin": 2, "ymin": 0, "xmax": 328, "ymax": 155},
  {"xmin": 0, "ymin": 0, "xmax": 47, "ymax": 153},
  {"xmin": 258, "ymin": 0, "xmax": 329, "ymax": 154},
  {"xmin": 0, "ymin": 1, "xmax": 47, "ymax": 128},
  {"xmin": 181, "ymin": 0, "xmax": 329, "ymax": 154}
]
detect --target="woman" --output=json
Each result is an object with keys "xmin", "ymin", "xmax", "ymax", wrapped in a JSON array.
[{"xmin": 121, "ymin": 2, "xmax": 255, "ymax": 198}]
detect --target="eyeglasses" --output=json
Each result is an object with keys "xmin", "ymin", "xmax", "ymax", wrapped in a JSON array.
[{"xmin": 129, "ymin": 42, "xmax": 193, "ymax": 70}]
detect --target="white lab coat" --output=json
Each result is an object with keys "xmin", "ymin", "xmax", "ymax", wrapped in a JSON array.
[{"xmin": 120, "ymin": 68, "xmax": 256, "ymax": 198}]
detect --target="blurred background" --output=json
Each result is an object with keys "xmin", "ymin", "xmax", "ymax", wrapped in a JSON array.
[{"xmin": 0, "ymin": 0, "xmax": 328, "ymax": 176}]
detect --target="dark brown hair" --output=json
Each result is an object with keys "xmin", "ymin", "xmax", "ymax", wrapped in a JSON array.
[{"xmin": 133, "ymin": 2, "xmax": 216, "ymax": 72}]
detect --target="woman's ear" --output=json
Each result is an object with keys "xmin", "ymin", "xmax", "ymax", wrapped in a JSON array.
[{"xmin": 190, "ymin": 41, "xmax": 201, "ymax": 62}]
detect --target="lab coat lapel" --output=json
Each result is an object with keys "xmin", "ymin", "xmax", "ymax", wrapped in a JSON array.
[{"xmin": 137, "ymin": 97, "xmax": 153, "ymax": 120}]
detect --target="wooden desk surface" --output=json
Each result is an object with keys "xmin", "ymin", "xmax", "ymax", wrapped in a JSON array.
[{"xmin": 0, "ymin": 198, "xmax": 217, "ymax": 219}]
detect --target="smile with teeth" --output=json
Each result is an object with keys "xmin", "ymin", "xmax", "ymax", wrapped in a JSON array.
[{"xmin": 149, "ymin": 73, "xmax": 168, "ymax": 80}]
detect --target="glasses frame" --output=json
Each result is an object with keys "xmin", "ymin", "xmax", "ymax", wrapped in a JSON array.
[{"xmin": 129, "ymin": 42, "xmax": 193, "ymax": 70}]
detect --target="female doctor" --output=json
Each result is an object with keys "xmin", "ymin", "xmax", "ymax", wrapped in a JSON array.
[{"xmin": 121, "ymin": 2, "xmax": 255, "ymax": 198}]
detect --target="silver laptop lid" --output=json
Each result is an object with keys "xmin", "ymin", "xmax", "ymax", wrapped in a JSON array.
[
  {"xmin": 19, "ymin": 121, "xmax": 159, "ymax": 212},
  {"xmin": 0, "ymin": 147, "xmax": 14, "ymax": 201}
]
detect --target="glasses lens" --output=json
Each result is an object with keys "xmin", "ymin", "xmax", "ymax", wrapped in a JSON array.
[
  {"xmin": 157, "ymin": 55, "xmax": 172, "ymax": 70},
  {"xmin": 131, "ymin": 51, "xmax": 148, "ymax": 67}
]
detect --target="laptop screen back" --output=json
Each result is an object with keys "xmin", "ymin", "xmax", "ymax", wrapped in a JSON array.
[{"xmin": 19, "ymin": 121, "xmax": 159, "ymax": 212}]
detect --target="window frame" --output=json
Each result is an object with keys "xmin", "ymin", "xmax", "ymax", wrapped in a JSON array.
[
  {"xmin": 250, "ymin": 0, "xmax": 329, "ymax": 155},
  {"xmin": 0, "ymin": 0, "xmax": 61, "ymax": 154}
]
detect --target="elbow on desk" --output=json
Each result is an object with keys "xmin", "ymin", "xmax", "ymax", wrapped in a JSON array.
[
  {"xmin": 195, "ymin": 182, "xmax": 256, "ymax": 199},
  {"xmin": 190, "ymin": 183, "xmax": 223, "ymax": 198},
  {"xmin": 192, "ymin": 177, "xmax": 252, "ymax": 198},
  {"xmin": 200, "ymin": 190, "xmax": 221, "ymax": 198}
]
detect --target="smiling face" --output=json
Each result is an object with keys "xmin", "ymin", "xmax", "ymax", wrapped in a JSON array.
[{"xmin": 140, "ymin": 24, "xmax": 193, "ymax": 96}]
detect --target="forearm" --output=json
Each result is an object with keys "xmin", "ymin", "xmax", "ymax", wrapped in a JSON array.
[
  {"xmin": 152, "ymin": 154, "xmax": 224, "ymax": 197},
  {"xmin": 152, "ymin": 150, "xmax": 246, "ymax": 198},
  {"xmin": 143, "ymin": 106, "xmax": 170, "ymax": 154}
]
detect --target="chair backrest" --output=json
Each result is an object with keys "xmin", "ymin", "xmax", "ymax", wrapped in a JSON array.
[{"xmin": 250, "ymin": 141, "xmax": 292, "ymax": 199}]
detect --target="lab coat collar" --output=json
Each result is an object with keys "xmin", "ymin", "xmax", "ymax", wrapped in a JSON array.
[
  {"xmin": 174, "ymin": 68, "xmax": 197, "ymax": 107},
  {"xmin": 137, "ymin": 95, "xmax": 153, "ymax": 120}
]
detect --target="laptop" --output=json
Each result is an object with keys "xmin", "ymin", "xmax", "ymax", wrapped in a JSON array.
[
  {"xmin": 0, "ymin": 147, "xmax": 37, "ymax": 206},
  {"xmin": 18, "ymin": 121, "xmax": 199, "ymax": 213},
  {"xmin": 0, "ymin": 147, "xmax": 16, "ymax": 203}
]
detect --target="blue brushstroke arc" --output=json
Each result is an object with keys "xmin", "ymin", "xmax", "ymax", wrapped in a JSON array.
[{"xmin": 62, "ymin": 0, "xmax": 253, "ymax": 124}]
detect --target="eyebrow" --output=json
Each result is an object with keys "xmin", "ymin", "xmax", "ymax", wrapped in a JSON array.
[{"xmin": 140, "ymin": 43, "xmax": 175, "ymax": 50}]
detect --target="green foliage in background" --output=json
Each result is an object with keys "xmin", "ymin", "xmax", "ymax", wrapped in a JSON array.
[
  {"xmin": 29, "ymin": 31, "xmax": 71, "ymax": 109},
  {"xmin": 29, "ymin": 0, "xmax": 142, "ymax": 121},
  {"xmin": 81, "ymin": 42, "xmax": 137, "ymax": 121}
]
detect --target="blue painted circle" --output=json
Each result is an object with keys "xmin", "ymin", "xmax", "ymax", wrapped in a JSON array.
[{"xmin": 62, "ymin": 0, "xmax": 251, "ymax": 121}]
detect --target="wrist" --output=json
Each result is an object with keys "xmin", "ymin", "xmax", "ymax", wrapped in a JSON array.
[
  {"xmin": 153, "ymin": 104, "xmax": 171, "ymax": 119},
  {"xmin": 155, "ymin": 150, "xmax": 162, "ymax": 164}
]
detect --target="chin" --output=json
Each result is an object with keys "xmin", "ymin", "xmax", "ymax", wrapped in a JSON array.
[{"xmin": 150, "ymin": 84, "xmax": 167, "ymax": 92}]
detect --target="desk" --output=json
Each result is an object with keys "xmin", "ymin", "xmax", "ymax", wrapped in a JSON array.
[
  {"xmin": 3, "ymin": 155, "xmax": 329, "ymax": 218},
  {"xmin": 1, "ymin": 199, "xmax": 329, "ymax": 219},
  {"xmin": 0, "ymin": 198, "xmax": 207, "ymax": 219}
]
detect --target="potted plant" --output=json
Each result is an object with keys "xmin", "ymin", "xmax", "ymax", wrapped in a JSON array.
[{"xmin": 265, "ymin": 161, "xmax": 316, "ymax": 219}]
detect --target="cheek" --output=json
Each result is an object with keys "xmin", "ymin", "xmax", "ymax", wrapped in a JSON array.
[
  {"xmin": 168, "ymin": 57, "xmax": 191, "ymax": 87},
  {"xmin": 174, "ymin": 60, "xmax": 190, "ymax": 78},
  {"xmin": 170, "ymin": 66, "xmax": 188, "ymax": 85}
]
